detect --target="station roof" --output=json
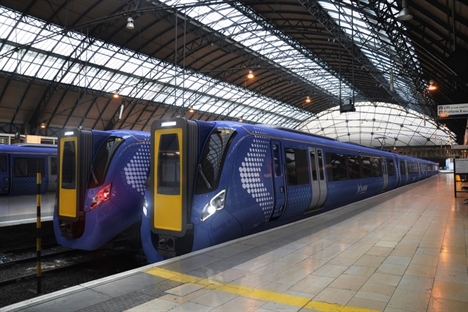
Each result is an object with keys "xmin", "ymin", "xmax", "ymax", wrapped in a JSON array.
[{"xmin": 0, "ymin": 0, "xmax": 467, "ymax": 147}]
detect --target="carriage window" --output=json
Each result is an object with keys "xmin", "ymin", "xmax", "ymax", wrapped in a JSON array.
[
  {"xmin": 371, "ymin": 157, "xmax": 382, "ymax": 177},
  {"xmin": 326, "ymin": 153, "xmax": 347, "ymax": 181},
  {"xmin": 14, "ymin": 157, "xmax": 44, "ymax": 177},
  {"xmin": 196, "ymin": 128, "xmax": 236, "ymax": 194},
  {"xmin": 62, "ymin": 141, "xmax": 76, "ymax": 189},
  {"xmin": 387, "ymin": 159, "xmax": 395, "ymax": 176},
  {"xmin": 50, "ymin": 157, "xmax": 57, "ymax": 175},
  {"xmin": 347, "ymin": 155, "xmax": 361, "ymax": 179},
  {"xmin": 157, "ymin": 134, "xmax": 180, "ymax": 195},
  {"xmin": 361, "ymin": 156, "xmax": 372, "ymax": 178},
  {"xmin": 400, "ymin": 161, "xmax": 407, "ymax": 174},
  {"xmin": 285, "ymin": 148, "xmax": 309, "ymax": 185},
  {"xmin": 0, "ymin": 156, "xmax": 6, "ymax": 172},
  {"xmin": 88, "ymin": 137, "xmax": 124, "ymax": 188}
]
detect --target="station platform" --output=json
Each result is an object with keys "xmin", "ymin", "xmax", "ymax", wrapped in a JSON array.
[
  {"xmin": 0, "ymin": 192, "xmax": 55, "ymax": 227},
  {"xmin": 2, "ymin": 173, "xmax": 467, "ymax": 312}
]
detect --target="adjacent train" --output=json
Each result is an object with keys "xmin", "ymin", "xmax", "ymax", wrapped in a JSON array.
[
  {"xmin": 141, "ymin": 118, "xmax": 439, "ymax": 263},
  {"xmin": 0, "ymin": 143, "xmax": 57, "ymax": 195},
  {"xmin": 53, "ymin": 128, "xmax": 150, "ymax": 250}
]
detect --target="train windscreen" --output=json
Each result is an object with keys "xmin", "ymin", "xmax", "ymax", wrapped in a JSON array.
[
  {"xmin": 157, "ymin": 133, "xmax": 180, "ymax": 195},
  {"xmin": 88, "ymin": 137, "xmax": 123, "ymax": 188},
  {"xmin": 196, "ymin": 128, "xmax": 236, "ymax": 194},
  {"xmin": 61, "ymin": 141, "xmax": 76, "ymax": 189}
]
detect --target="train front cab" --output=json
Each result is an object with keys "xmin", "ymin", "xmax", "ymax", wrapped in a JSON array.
[
  {"xmin": 56, "ymin": 129, "xmax": 93, "ymax": 239},
  {"xmin": 145, "ymin": 118, "xmax": 199, "ymax": 259}
]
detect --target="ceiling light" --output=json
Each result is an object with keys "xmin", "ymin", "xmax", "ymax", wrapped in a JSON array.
[
  {"xmin": 40, "ymin": 122, "xmax": 46, "ymax": 129},
  {"xmin": 397, "ymin": 0, "xmax": 413, "ymax": 21},
  {"xmin": 427, "ymin": 80, "xmax": 437, "ymax": 91},
  {"xmin": 247, "ymin": 70, "xmax": 254, "ymax": 79},
  {"xmin": 305, "ymin": 96, "xmax": 311, "ymax": 104},
  {"xmin": 127, "ymin": 17, "xmax": 135, "ymax": 30}
]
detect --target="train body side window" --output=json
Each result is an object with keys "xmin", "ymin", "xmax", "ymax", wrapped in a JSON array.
[
  {"xmin": 50, "ymin": 157, "xmax": 57, "ymax": 175},
  {"xmin": 361, "ymin": 156, "xmax": 372, "ymax": 178},
  {"xmin": 14, "ymin": 157, "xmax": 44, "ymax": 177},
  {"xmin": 285, "ymin": 148, "xmax": 309, "ymax": 185},
  {"xmin": 326, "ymin": 153, "xmax": 347, "ymax": 181},
  {"xmin": 387, "ymin": 159, "xmax": 395, "ymax": 176},
  {"xmin": 347, "ymin": 155, "xmax": 360, "ymax": 179},
  {"xmin": 400, "ymin": 162, "xmax": 407, "ymax": 174},
  {"xmin": 371, "ymin": 157, "xmax": 382, "ymax": 177},
  {"xmin": 0, "ymin": 155, "xmax": 6, "ymax": 172}
]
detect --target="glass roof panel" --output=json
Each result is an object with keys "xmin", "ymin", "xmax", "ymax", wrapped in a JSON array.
[
  {"xmin": 161, "ymin": 0, "xmax": 354, "ymax": 99},
  {"xmin": 3, "ymin": 6, "xmax": 312, "ymax": 127},
  {"xmin": 300, "ymin": 102, "xmax": 456, "ymax": 147}
]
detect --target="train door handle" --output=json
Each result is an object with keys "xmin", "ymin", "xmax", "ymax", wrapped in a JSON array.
[{"xmin": 280, "ymin": 186, "xmax": 284, "ymax": 193}]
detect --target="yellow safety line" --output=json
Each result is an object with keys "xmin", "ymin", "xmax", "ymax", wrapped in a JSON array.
[{"xmin": 145, "ymin": 267, "xmax": 379, "ymax": 312}]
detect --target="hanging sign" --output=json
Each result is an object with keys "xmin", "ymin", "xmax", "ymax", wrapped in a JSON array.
[{"xmin": 438, "ymin": 103, "xmax": 468, "ymax": 118}]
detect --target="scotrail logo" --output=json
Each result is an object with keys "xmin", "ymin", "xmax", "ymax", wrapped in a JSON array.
[{"xmin": 356, "ymin": 184, "xmax": 368, "ymax": 195}]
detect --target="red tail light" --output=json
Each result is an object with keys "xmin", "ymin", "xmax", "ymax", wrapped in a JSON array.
[{"xmin": 90, "ymin": 184, "xmax": 111, "ymax": 210}]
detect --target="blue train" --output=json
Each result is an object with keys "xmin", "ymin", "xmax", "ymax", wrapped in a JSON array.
[
  {"xmin": 0, "ymin": 143, "xmax": 57, "ymax": 195},
  {"xmin": 53, "ymin": 128, "xmax": 150, "ymax": 250},
  {"xmin": 141, "ymin": 118, "xmax": 439, "ymax": 263}
]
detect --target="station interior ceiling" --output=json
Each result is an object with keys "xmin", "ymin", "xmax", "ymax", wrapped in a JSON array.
[{"xmin": 0, "ymin": 0, "xmax": 467, "ymax": 148}]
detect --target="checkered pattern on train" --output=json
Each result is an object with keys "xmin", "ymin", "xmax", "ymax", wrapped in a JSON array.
[
  {"xmin": 123, "ymin": 141, "xmax": 151, "ymax": 196},
  {"xmin": 283, "ymin": 185, "xmax": 311, "ymax": 217},
  {"xmin": 9, "ymin": 177, "xmax": 47, "ymax": 195},
  {"xmin": 238, "ymin": 130, "xmax": 274, "ymax": 222}
]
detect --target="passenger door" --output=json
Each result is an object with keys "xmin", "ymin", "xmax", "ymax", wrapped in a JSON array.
[
  {"xmin": 0, "ymin": 154, "xmax": 10, "ymax": 194},
  {"xmin": 269, "ymin": 141, "xmax": 285, "ymax": 221},
  {"xmin": 306, "ymin": 147, "xmax": 327, "ymax": 212},
  {"xmin": 381, "ymin": 157, "xmax": 388, "ymax": 191}
]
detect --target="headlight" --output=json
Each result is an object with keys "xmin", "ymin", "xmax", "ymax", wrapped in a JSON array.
[
  {"xmin": 143, "ymin": 199, "xmax": 148, "ymax": 217},
  {"xmin": 201, "ymin": 189, "xmax": 226, "ymax": 221}
]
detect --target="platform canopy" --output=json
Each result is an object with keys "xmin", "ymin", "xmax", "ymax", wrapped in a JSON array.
[{"xmin": 0, "ymin": 1, "xmax": 466, "ymax": 146}]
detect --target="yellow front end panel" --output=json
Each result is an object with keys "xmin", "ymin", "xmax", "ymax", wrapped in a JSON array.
[
  {"xmin": 58, "ymin": 137, "xmax": 77, "ymax": 218},
  {"xmin": 153, "ymin": 128, "xmax": 183, "ymax": 232}
]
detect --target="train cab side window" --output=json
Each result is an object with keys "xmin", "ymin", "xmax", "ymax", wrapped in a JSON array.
[
  {"xmin": 387, "ymin": 159, "xmax": 395, "ymax": 176},
  {"xmin": 14, "ymin": 158, "xmax": 44, "ymax": 177},
  {"xmin": 196, "ymin": 128, "xmax": 236, "ymax": 194},
  {"xmin": 326, "ymin": 153, "xmax": 348, "ymax": 181},
  {"xmin": 0, "ymin": 156, "xmax": 6, "ymax": 172},
  {"xmin": 285, "ymin": 148, "xmax": 309, "ymax": 185}
]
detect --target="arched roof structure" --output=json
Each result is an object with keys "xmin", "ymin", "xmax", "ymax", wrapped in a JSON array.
[{"xmin": 0, "ymin": 0, "xmax": 467, "ymax": 146}]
